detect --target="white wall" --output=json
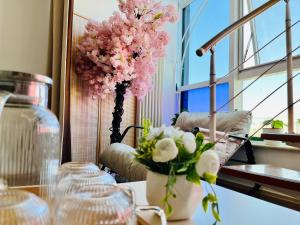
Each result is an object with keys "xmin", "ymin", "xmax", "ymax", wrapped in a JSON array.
[
  {"xmin": 161, "ymin": 0, "xmax": 180, "ymax": 125},
  {"xmin": 74, "ymin": 0, "xmax": 118, "ymax": 21},
  {"xmin": 232, "ymin": 145, "xmax": 300, "ymax": 171},
  {"xmin": 0, "ymin": 0, "xmax": 52, "ymax": 76}
]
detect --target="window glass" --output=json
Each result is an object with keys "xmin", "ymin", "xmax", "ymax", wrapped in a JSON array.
[
  {"xmin": 181, "ymin": 83, "xmax": 230, "ymax": 112},
  {"xmin": 242, "ymin": 0, "xmax": 300, "ymax": 68},
  {"xmin": 242, "ymin": 71, "xmax": 300, "ymax": 136},
  {"xmin": 182, "ymin": 0, "xmax": 230, "ymax": 85}
]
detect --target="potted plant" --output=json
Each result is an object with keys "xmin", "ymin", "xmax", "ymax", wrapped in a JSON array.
[
  {"xmin": 134, "ymin": 121, "xmax": 221, "ymax": 222},
  {"xmin": 75, "ymin": 0, "xmax": 178, "ymax": 144},
  {"xmin": 262, "ymin": 119, "xmax": 285, "ymax": 134},
  {"xmin": 262, "ymin": 119, "xmax": 285, "ymax": 146}
]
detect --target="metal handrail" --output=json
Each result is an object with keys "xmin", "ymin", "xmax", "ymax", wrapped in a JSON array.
[
  {"xmin": 196, "ymin": 0, "xmax": 281, "ymax": 57},
  {"xmin": 216, "ymin": 44, "xmax": 300, "ymax": 113}
]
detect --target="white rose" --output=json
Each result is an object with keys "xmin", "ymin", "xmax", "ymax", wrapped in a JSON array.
[
  {"xmin": 163, "ymin": 126, "xmax": 184, "ymax": 138},
  {"xmin": 147, "ymin": 125, "xmax": 165, "ymax": 140},
  {"xmin": 195, "ymin": 150, "xmax": 220, "ymax": 177},
  {"xmin": 153, "ymin": 138, "xmax": 179, "ymax": 163},
  {"xmin": 182, "ymin": 132, "xmax": 196, "ymax": 154}
]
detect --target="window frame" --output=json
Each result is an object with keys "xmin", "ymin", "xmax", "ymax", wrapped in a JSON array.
[
  {"xmin": 238, "ymin": 0, "xmax": 300, "ymax": 80},
  {"xmin": 178, "ymin": 0, "xmax": 300, "ymax": 113},
  {"xmin": 177, "ymin": 0, "xmax": 238, "ymax": 112}
]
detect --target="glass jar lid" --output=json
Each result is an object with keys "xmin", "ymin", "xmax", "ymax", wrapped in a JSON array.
[{"xmin": 0, "ymin": 70, "xmax": 52, "ymax": 85}]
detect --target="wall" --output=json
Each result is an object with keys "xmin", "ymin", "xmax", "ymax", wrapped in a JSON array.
[
  {"xmin": 0, "ymin": 0, "xmax": 52, "ymax": 75},
  {"xmin": 74, "ymin": 0, "xmax": 118, "ymax": 21},
  {"xmin": 231, "ymin": 144, "xmax": 300, "ymax": 171},
  {"xmin": 162, "ymin": 0, "xmax": 179, "ymax": 125}
]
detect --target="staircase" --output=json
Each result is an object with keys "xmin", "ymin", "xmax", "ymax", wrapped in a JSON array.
[{"xmin": 196, "ymin": 0, "xmax": 300, "ymax": 148}]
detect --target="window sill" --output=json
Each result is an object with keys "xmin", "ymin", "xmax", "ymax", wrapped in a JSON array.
[{"xmin": 251, "ymin": 141, "xmax": 300, "ymax": 152}]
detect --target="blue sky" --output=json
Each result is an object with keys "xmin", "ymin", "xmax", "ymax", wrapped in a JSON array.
[{"xmin": 183, "ymin": 0, "xmax": 300, "ymax": 132}]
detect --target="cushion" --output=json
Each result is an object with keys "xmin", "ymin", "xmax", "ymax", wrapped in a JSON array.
[
  {"xmin": 100, "ymin": 143, "xmax": 147, "ymax": 181},
  {"xmin": 175, "ymin": 111, "xmax": 252, "ymax": 135}
]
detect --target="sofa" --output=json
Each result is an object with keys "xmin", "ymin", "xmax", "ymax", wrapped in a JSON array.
[{"xmin": 100, "ymin": 111, "xmax": 252, "ymax": 182}]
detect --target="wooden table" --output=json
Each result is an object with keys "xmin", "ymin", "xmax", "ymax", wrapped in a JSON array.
[{"xmin": 123, "ymin": 181, "xmax": 300, "ymax": 225}]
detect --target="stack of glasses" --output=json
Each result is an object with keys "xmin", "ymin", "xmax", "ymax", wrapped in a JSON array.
[{"xmin": 0, "ymin": 163, "xmax": 137, "ymax": 225}]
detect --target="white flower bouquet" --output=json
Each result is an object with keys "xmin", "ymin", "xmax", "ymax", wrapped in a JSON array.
[{"xmin": 134, "ymin": 121, "xmax": 221, "ymax": 222}]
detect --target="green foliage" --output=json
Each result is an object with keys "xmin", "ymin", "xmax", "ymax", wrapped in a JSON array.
[
  {"xmin": 202, "ymin": 192, "xmax": 221, "ymax": 223},
  {"xmin": 162, "ymin": 166, "xmax": 176, "ymax": 217},
  {"xmin": 263, "ymin": 119, "xmax": 285, "ymax": 129},
  {"xmin": 212, "ymin": 203, "xmax": 221, "ymax": 222},
  {"xmin": 134, "ymin": 121, "xmax": 220, "ymax": 220},
  {"xmin": 202, "ymin": 196, "xmax": 209, "ymax": 212},
  {"xmin": 271, "ymin": 120, "xmax": 284, "ymax": 129},
  {"xmin": 142, "ymin": 119, "xmax": 151, "ymax": 136},
  {"xmin": 249, "ymin": 136, "xmax": 264, "ymax": 142},
  {"xmin": 186, "ymin": 165, "xmax": 201, "ymax": 185},
  {"xmin": 203, "ymin": 172, "xmax": 217, "ymax": 184}
]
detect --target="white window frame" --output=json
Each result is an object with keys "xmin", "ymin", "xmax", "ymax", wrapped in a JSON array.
[
  {"xmin": 178, "ymin": 0, "xmax": 300, "ymax": 113},
  {"xmin": 177, "ymin": 0, "xmax": 238, "ymax": 112},
  {"xmin": 238, "ymin": 0, "xmax": 300, "ymax": 80}
]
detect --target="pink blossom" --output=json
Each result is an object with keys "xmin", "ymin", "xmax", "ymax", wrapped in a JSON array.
[{"xmin": 75, "ymin": 0, "xmax": 178, "ymax": 99}]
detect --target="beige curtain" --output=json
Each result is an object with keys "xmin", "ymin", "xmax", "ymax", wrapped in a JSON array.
[
  {"xmin": 50, "ymin": 0, "xmax": 71, "ymax": 162},
  {"xmin": 50, "ymin": 0, "xmax": 68, "ymax": 121}
]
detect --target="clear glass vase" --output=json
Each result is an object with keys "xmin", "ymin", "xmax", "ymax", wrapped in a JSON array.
[{"xmin": 0, "ymin": 71, "xmax": 60, "ymax": 197}]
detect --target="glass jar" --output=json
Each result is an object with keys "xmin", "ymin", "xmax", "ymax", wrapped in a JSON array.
[{"xmin": 0, "ymin": 71, "xmax": 60, "ymax": 196}]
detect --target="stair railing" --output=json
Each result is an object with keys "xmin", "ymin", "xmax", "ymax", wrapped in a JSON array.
[{"xmin": 195, "ymin": 0, "xmax": 295, "ymax": 142}]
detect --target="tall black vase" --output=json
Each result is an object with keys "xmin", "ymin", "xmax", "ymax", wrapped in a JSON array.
[{"xmin": 110, "ymin": 81, "xmax": 130, "ymax": 144}]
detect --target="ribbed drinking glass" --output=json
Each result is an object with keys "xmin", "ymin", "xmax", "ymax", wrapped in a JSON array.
[
  {"xmin": 0, "ymin": 189, "xmax": 49, "ymax": 225},
  {"xmin": 54, "ymin": 184, "xmax": 136, "ymax": 225}
]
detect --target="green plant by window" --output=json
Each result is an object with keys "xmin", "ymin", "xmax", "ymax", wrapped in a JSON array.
[{"xmin": 263, "ymin": 119, "xmax": 285, "ymax": 129}]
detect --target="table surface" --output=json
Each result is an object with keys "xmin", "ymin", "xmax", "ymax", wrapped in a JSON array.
[{"xmin": 123, "ymin": 181, "xmax": 300, "ymax": 225}]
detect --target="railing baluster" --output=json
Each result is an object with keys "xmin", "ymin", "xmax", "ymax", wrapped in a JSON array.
[
  {"xmin": 285, "ymin": 0, "xmax": 294, "ymax": 133},
  {"xmin": 209, "ymin": 48, "xmax": 216, "ymax": 143}
]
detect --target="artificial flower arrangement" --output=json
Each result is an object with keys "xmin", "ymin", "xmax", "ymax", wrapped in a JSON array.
[
  {"xmin": 76, "ymin": 0, "xmax": 178, "ymax": 143},
  {"xmin": 134, "ymin": 121, "xmax": 221, "ymax": 222}
]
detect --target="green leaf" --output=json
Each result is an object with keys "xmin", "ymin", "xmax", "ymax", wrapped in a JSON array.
[
  {"xmin": 201, "ymin": 143, "xmax": 215, "ymax": 153},
  {"xmin": 272, "ymin": 120, "xmax": 284, "ymax": 129},
  {"xmin": 203, "ymin": 173, "xmax": 218, "ymax": 184},
  {"xmin": 162, "ymin": 166, "xmax": 177, "ymax": 218},
  {"xmin": 207, "ymin": 193, "xmax": 218, "ymax": 203},
  {"xmin": 202, "ymin": 196, "xmax": 209, "ymax": 212},
  {"xmin": 164, "ymin": 202, "xmax": 173, "ymax": 217},
  {"xmin": 212, "ymin": 203, "xmax": 221, "ymax": 222},
  {"xmin": 176, "ymin": 164, "xmax": 189, "ymax": 173},
  {"xmin": 142, "ymin": 119, "xmax": 151, "ymax": 136},
  {"xmin": 186, "ymin": 166, "xmax": 201, "ymax": 185},
  {"xmin": 195, "ymin": 132, "xmax": 204, "ymax": 148}
]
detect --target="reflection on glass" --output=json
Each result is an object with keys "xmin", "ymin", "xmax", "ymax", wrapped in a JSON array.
[
  {"xmin": 242, "ymin": 0, "xmax": 300, "ymax": 68},
  {"xmin": 181, "ymin": 83, "xmax": 230, "ymax": 112},
  {"xmin": 182, "ymin": 0, "xmax": 230, "ymax": 85},
  {"xmin": 242, "ymin": 70, "xmax": 300, "ymax": 136}
]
